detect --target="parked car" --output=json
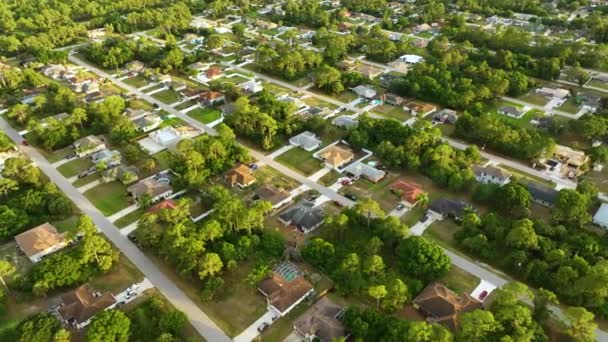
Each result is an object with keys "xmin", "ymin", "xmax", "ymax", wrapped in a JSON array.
[
  {"xmin": 478, "ymin": 290, "xmax": 488, "ymax": 300},
  {"xmin": 396, "ymin": 204, "xmax": 405, "ymax": 210},
  {"xmin": 257, "ymin": 322, "xmax": 270, "ymax": 332},
  {"xmin": 249, "ymin": 163, "xmax": 259, "ymax": 170},
  {"xmin": 345, "ymin": 193, "xmax": 357, "ymax": 201},
  {"xmin": 22, "ymin": 140, "xmax": 29, "ymax": 146}
]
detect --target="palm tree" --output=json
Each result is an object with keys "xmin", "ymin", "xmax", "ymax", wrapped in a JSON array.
[{"xmin": 416, "ymin": 192, "xmax": 429, "ymax": 208}]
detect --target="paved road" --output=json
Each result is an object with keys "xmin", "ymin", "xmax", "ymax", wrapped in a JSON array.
[
  {"xmin": 0, "ymin": 117, "xmax": 232, "ymax": 342},
  {"xmin": 68, "ymin": 55, "xmax": 356, "ymax": 207},
  {"xmin": 500, "ymin": 95, "xmax": 581, "ymax": 119},
  {"xmin": 557, "ymin": 78, "xmax": 608, "ymax": 94}
]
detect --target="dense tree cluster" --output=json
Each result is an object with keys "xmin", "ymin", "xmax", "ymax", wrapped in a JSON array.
[
  {"xmin": 455, "ymin": 113, "xmax": 555, "ymax": 160},
  {"xmin": 348, "ymin": 116, "xmax": 477, "ymax": 191},
  {"xmin": 127, "ymin": 296, "xmax": 188, "ymax": 342},
  {"xmin": 135, "ymin": 189, "xmax": 283, "ymax": 300},
  {"xmin": 302, "ymin": 200, "xmax": 449, "ymax": 306},
  {"xmin": 0, "ymin": 157, "xmax": 73, "ymax": 240},
  {"xmin": 280, "ymin": 0, "xmax": 341, "ymax": 28},
  {"xmin": 456, "ymin": 184, "xmax": 608, "ymax": 317},
  {"xmin": 254, "ymin": 43, "xmax": 323, "ymax": 80}
]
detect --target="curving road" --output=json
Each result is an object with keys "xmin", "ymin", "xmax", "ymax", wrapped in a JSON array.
[{"xmin": 0, "ymin": 116, "xmax": 232, "ymax": 342}]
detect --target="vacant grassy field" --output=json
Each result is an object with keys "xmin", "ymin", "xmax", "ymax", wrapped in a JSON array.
[
  {"xmin": 124, "ymin": 75, "xmax": 148, "ymax": 88},
  {"xmin": 318, "ymin": 170, "xmax": 341, "ymax": 186},
  {"xmin": 152, "ymin": 89, "xmax": 182, "ymax": 104},
  {"xmin": 114, "ymin": 208, "xmax": 145, "ymax": 228},
  {"xmin": 373, "ymin": 104, "xmax": 412, "ymax": 121},
  {"xmin": 84, "ymin": 181, "xmax": 130, "ymax": 216},
  {"xmin": 188, "ymin": 107, "xmax": 222, "ymax": 124},
  {"xmin": 129, "ymin": 98, "xmax": 156, "ymax": 111},
  {"xmin": 440, "ymin": 266, "xmax": 480, "ymax": 295},
  {"xmin": 520, "ymin": 92, "xmax": 549, "ymax": 106},
  {"xmin": 276, "ymin": 148, "xmax": 323, "ymax": 176},
  {"xmin": 301, "ymin": 96, "xmax": 338, "ymax": 110},
  {"xmin": 57, "ymin": 157, "xmax": 93, "ymax": 177}
]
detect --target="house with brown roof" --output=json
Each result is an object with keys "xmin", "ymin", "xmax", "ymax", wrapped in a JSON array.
[
  {"xmin": 413, "ymin": 282, "xmax": 482, "ymax": 331},
  {"xmin": 255, "ymin": 185, "xmax": 292, "ymax": 208},
  {"xmin": 15, "ymin": 223, "xmax": 68, "ymax": 263},
  {"xmin": 57, "ymin": 284, "xmax": 117, "ymax": 329},
  {"xmin": 199, "ymin": 91, "xmax": 225, "ymax": 106},
  {"xmin": 148, "ymin": 199, "xmax": 177, "ymax": 214},
  {"xmin": 317, "ymin": 145, "xmax": 355, "ymax": 170},
  {"xmin": 226, "ymin": 164, "xmax": 256, "ymax": 188},
  {"xmin": 257, "ymin": 263, "xmax": 314, "ymax": 316},
  {"xmin": 293, "ymin": 296, "xmax": 348, "ymax": 342},
  {"xmin": 473, "ymin": 165, "xmax": 511, "ymax": 186},
  {"xmin": 205, "ymin": 66, "xmax": 223, "ymax": 79},
  {"xmin": 127, "ymin": 173, "xmax": 174, "ymax": 203},
  {"xmin": 406, "ymin": 103, "xmax": 437, "ymax": 117},
  {"xmin": 391, "ymin": 180, "xmax": 425, "ymax": 206},
  {"xmin": 381, "ymin": 93, "xmax": 405, "ymax": 106}
]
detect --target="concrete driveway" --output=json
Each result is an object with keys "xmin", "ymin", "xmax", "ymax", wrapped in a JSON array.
[
  {"xmin": 409, "ymin": 211, "xmax": 441, "ymax": 236},
  {"xmin": 233, "ymin": 310, "xmax": 275, "ymax": 342},
  {"xmin": 470, "ymin": 280, "xmax": 498, "ymax": 302}
]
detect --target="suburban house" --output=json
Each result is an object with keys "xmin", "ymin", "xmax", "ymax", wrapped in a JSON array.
[
  {"xmin": 577, "ymin": 92, "xmax": 602, "ymax": 112},
  {"xmin": 498, "ymin": 106, "xmax": 524, "ymax": 119},
  {"xmin": 240, "ymin": 80, "xmax": 264, "ymax": 94},
  {"xmin": 257, "ymin": 262, "xmax": 314, "ymax": 317},
  {"xmin": 102, "ymin": 165, "xmax": 138, "ymax": 184},
  {"xmin": 536, "ymin": 87, "xmax": 570, "ymax": 100},
  {"xmin": 133, "ymin": 114, "xmax": 163, "ymax": 132},
  {"xmin": 278, "ymin": 200, "xmax": 324, "ymax": 234},
  {"xmin": 205, "ymin": 66, "xmax": 223, "ymax": 80},
  {"xmin": 406, "ymin": 103, "xmax": 437, "ymax": 117},
  {"xmin": 593, "ymin": 203, "xmax": 608, "ymax": 229},
  {"xmin": 254, "ymin": 185, "xmax": 292, "ymax": 209},
  {"xmin": 397, "ymin": 54, "xmax": 424, "ymax": 64},
  {"xmin": 280, "ymin": 96, "xmax": 307, "ymax": 110},
  {"xmin": 226, "ymin": 164, "xmax": 256, "ymax": 188},
  {"xmin": 525, "ymin": 182, "xmax": 559, "ymax": 208},
  {"xmin": 90, "ymin": 149, "xmax": 121, "ymax": 168},
  {"xmin": 293, "ymin": 297, "xmax": 347, "ymax": 342},
  {"xmin": 355, "ymin": 64, "xmax": 384, "ymax": 79},
  {"xmin": 413, "ymin": 282, "xmax": 482, "ymax": 331},
  {"xmin": 473, "ymin": 165, "xmax": 512, "ymax": 186},
  {"xmin": 336, "ymin": 59, "xmax": 357, "ymax": 72},
  {"xmin": 199, "ymin": 91, "xmax": 225, "ymax": 106},
  {"xmin": 15, "ymin": 223, "xmax": 68, "ymax": 263},
  {"xmin": 127, "ymin": 173, "xmax": 174, "ymax": 203},
  {"xmin": 552, "ymin": 144, "xmax": 589, "ymax": 177},
  {"xmin": 305, "ymin": 106, "xmax": 333, "ymax": 117},
  {"xmin": 332, "ymin": 116, "xmax": 359, "ymax": 129},
  {"xmin": 413, "ymin": 23, "xmax": 431, "ymax": 34},
  {"xmin": 124, "ymin": 108, "xmax": 151, "ymax": 120},
  {"xmin": 148, "ymin": 127, "xmax": 184, "ymax": 150},
  {"xmin": 126, "ymin": 60, "xmax": 145, "ymax": 74},
  {"xmin": 433, "ymin": 109, "xmax": 458, "ymax": 124},
  {"xmin": 343, "ymin": 162, "xmax": 386, "ymax": 183},
  {"xmin": 381, "ymin": 93, "xmax": 405, "ymax": 106},
  {"xmin": 317, "ymin": 145, "xmax": 355, "ymax": 170},
  {"xmin": 57, "ymin": 284, "xmax": 117, "ymax": 329},
  {"xmin": 148, "ymin": 199, "xmax": 178, "ymax": 214},
  {"xmin": 429, "ymin": 198, "xmax": 470, "ymax": 220},
  {"xmin": 289, "ymin": 131, "xmax": 322, "ymax": 151},
  {"xmin": 391, "ymin": 180, "xmax": 425, "ymax": 207},
  {"xmin": 73, "ymin": 135, "xmax": 106, "ymax": 157},
  {"xmin": 352, "ymin": 85, "xmax": 377, "ymax": 99}
]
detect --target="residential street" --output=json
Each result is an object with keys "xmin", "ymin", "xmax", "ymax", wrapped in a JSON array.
[
  {"xmin": 500, "ymin": 95, "xmax": 582, "ymax": 119},
  {"xmin": 0, "ymin": 117, "xmax": 232, "ymax": 342}
]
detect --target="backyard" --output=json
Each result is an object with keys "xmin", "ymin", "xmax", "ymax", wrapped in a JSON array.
[
  {"xmin": 83, "ymin": 181, "xmax": 130, "ymax": 216},
  {"xmin": 275, "ymin": 148, "xmax": 324, "ymax": 176},
  {"xmin": 188, "ymin": 107, "xmax": 222, "ymax": 124}
]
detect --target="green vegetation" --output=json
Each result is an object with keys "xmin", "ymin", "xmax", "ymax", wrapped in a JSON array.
[
  {"xmin": 57, "ymin": 157, "xmax": 93, "ymax": 178},
  {"xmin": 188, "ymin": 107, "xmax": 222, "ymax": 124},
  {"xmin": 84, "ymin": 181, "xmax": 130, "ymax": 216},
  {"xmin": 152, "ymin": 89, "xmax": 181, "ymax": 104},
  {"xmin": 114, "ymin": 208, "xmax": 145, "ymax": 228},
  {"xmin": 276, "ymin": 148, "xmax": 323, "ymax": 176}
]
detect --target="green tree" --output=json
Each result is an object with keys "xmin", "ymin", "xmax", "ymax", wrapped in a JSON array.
[
  {"xmin": 565, "ymin": 307, "xmax": 597, "ymax": 342},
  {"xmin": 0, "ymin": 178, "xmax": 18, "ymax": 197},
  {"xmin": 368, "ymin": 285, "xmax": 387, "ymax": 309},
  {"xmin": 16, "ymin": 313, "xmax": 60, "ymax": 342},
  {"xmin": 397, "ymin": 236, "xmax": 451, "ymax": 281},
  {"xmin": 198, "ymin": 253, "xmax": 223, "ymax": 279},
  {"xmin": 457, "ymin": 310, "xmax": 501, "ymax": 342},
  {"xmin": 353, "ymin": 199, "xmax": 385, "ymax": 228},
  {"xmin": 52, "ymin": 329, "xmax": 71, "ymax": 342},
  {"xmin": 381, "ymin": 278, "xmax": 409, "ymax": 311},
  {"xmin": 78, "ymin": 216, "xmax": 117, "ymax": 271},
  {"xmin": 159, "ymin": 310, "xmax": 187, "ymax": 335},
  {"xmin": 533, "ymin": 288, "xmax": 558, "ymax": 323},
  {"xmin": 86, "ymin": 310, "xmax": 131, "ymax": 342},
  {"xmin": 313, "ymin": 65, "xmax": 344, "ymax": 94},
  {"xmin": 0, "ymin": 259, "xmax": 15, "ymax": 291},
  {"xmin": 552, "ymin": 189, "xmax": 592, "ymax": 227},
  {"xmin": 506, "ymin": 218, "xmax": 539, "ymax": 250}
]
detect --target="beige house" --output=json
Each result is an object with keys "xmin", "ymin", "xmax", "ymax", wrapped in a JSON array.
[
  {"xmin": 58, "ymin": 284, "xmax": 116, "ymax": 329},
  {"xmin": 15, "ymin": 223, "xmax": 68, "ymax": 263},
  {"xmin": 318, "ymin": 145, "xmax": 354, "ymax": 170}
]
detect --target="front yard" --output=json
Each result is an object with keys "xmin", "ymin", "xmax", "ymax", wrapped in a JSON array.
[
  {"xmin": 83, "ymin": 181, "xmax": 130, "ymax": 216},
  {"xmin": 152, "ymin": 89, "xmax": 181, "ymax": 104},
  {"xmin": 188, "ymin": 107, "xmax": 222, "ymax": 124},
  {"xmin": 275, "ymin": 148, "xmax": 324, "ymax": 176},
  {"xmin": 57, "ymin": 157, "xmax": 93, "ymax": 178},
  {"xmin": 556, "ymin": 97, "xmax": 580, "ymax": 114},
  {"xmin": 372, "ymin": 104, "xmax": 412, "ymax": 121},
  {"xmin": 124, "ymin": 75, "xmax": 149, "ymax": 88},
  {"xmin": 520, "ymin": 92, "xmax": 549, "ymax": 106}
]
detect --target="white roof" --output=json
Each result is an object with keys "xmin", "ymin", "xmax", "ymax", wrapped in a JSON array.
[
  {"xmin": 594, "ymin": 203, "xmax": 608, "ymax": 226},
  {"xmin": 343, "ymin": 162, "xmax": 385, "ymax": 179},
  {"xmin": 398, "ymin": 54, "xmax": 424, "ymax": 64},
  {"xmin": 289, "ymin": 131, "xmax": 321, "ymax": 150}
]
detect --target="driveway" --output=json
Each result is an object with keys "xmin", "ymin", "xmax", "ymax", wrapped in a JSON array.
[
  {"xmin": 409, "ymin": 211, "xmax": 441, "ymax": 236},
  {"xmin": 470, "ymin": 280, "xmax": 497, "ymax": 302},
  {"xmin": 233, "ymin": 310, "xmax": 275, "ymax": 342}
]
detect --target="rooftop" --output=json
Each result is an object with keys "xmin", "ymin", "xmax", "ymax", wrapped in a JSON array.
[{"xmin": 14, "ymin": 223, "xmax": 66, "ymax": 258}]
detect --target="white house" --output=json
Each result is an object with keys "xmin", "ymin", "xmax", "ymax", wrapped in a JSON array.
[
  {"xmin": 473, "ymin": 165, "xmax": 512, "ymax": 186},
  {"xmin": 15, "ymin": 223, "xmax": 68, "ymax": 263},
  {"xmin": 398, "ymin": 54, "xmax": 424, "ymax": 64},
  {"xmin": 593, "ymin": 203, "xmax": 608, "ymax": 229},
  {"xmin": 240, "ymin": 80, "xmax": 264, "ymax": 94},
  {"xmin": 289, "ymin": 131, "xmax": 322, "ymax": 151}
]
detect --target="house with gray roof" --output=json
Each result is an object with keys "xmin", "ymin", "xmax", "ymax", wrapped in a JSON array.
[
  {"xmin": 332, "ymin": 116, "xmax": 358, "ymax": 129},
  {"xmin": 498, "ymin": 106, "xmax": 524, "ymax": 119},
  {"xmin": 278, "ymin": 201, "xmax": 324, "ymax": 234},
  {"xmin": 525, "ymin": 182, "xmax": 559, "ymax": 208},
  {"xmin": 473, "ymin": 165, "xmax": 511, "ymax": 186},
  {"xmin": 289, "ymin": 131, "xmax": 322, "ymax": 151},
  {"xmin": 343, "ymin": 162, "xmax": 386, "ymax": 183},
  {"xmin": 352, "ymin": 85, "xmax": 377, "ymax": 99},
  {"xmin": 134, "ymin": 114, "xmax": 162, "ymax": 133}
]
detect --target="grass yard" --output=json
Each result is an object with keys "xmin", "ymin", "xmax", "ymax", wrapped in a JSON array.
[
  {"xmin": 102, "ymin": 83, "xmax": 125, "ymax": 96},
  {"xmin": 373, "ymin": 104, "xmax": 412, "ymax": 121},
  {"xmin": 582, "ymin": 168, "xmax": 608, "ymax": 194},
  {"xmin": 262, "ymin": 82, "xmax": 291, "ymax": 97},
  {"xmin": 72, "ymin": 172, "xmax": 101, "ymax": 187},
  {"xmin": 124, "ymin": 75, "xmax": 149, "ymax": 88},
  {"xmin": 39, "ymin": 146, "xmax": 73, "ymax": 163},
  {"xmin": 276, "ymin": 148, "xmax": 323, "ymax": 176},
  {"xmin": 556, "ymin": 97, "xmax": 581, "ymax": 114},
  {"xmin": 152, "ymin": 89, "xmax": 182, "ymax": 104},
  {"xmin": 89, "ymin": 253, "xmax": 144, "ymax": 294},
  {"xmin": 253, "ymin": 165, "xmax": 301, "ymax": 191},
  {"xmin": 339, "ymin": 174, "xmax": 402, "ymax": 213},
  {"xmin": 520, "ymin": 92, "xmax": 549, "ymax": 106},
  {"xmin": 588, "ymin": 79, "xmax": 608, "ymax": 90},
  {"xmin": 318, "ymin": 170, "xmax": 341, "ymax": 186},
  {"xmin": 439, "ymin": 266, "xmax": 480, "ymax": 295},
  {"xmin": 51, "ymin": 215, "xmax": 81, "ymax": 234},
  {"xmin": 333, "ymin": 91, "xmax": 358, "ymax": 103},
  {"xmin": 143, "ymin": 84, "xmax": 165, "ymax": 93},
  {"xmin": 174, "ymin": 100, "xmax": 198, "ymax": 110},
  {"xmin": 301, "ymin": 96, "xmax": 338, "ymax": 110},
  {"xmin": 128, "ymin": 98, "xmax": 156, "ymax": 111},
  {"xmin": 57, "ymin": 157, "xmax": 93, "ymax": 178},
  {"xmin": 422, "ymin": 218, "xmax": 462, "ymax": 250},
  {"xmin": 188, "ymin": 107, "xmax": 222, "ymax": 124},
  {"xmin": 487, "ymin": 108, "xmax": 545, "ymax": 129},
  {"xmin": 114, "ymin": 208, "xmax": 145, "ymax": 228},
  {"xmin": 500, "ymin": 165, "xmax": 555, "ymax": 188},
  {"xmin": 84, "ymin": 181, "xmax": 130, "ymax": 216}
]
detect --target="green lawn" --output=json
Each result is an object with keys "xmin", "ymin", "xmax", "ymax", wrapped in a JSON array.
[
  {"xmin": 188, "ymin": 107, "xmax": 222, "ymax": 124},
  {"xmin": 57, "ymin": 158, "xmax": 93, "ymax": 178},
  {"xmin": 556, "ymin": 97, "xmax": 581, "ymax": 114},
  {"xmin": 174, "ymin": 100, "xmax": 198, "ymax": 110},
  {"xmin": 520, "ymin": 92, "xmax": 549, "ymax": 106},
  {"xmin": 301, "ymin": 96, "xmax": 338, "ymax": 110},
  {"xmin": 114, "ymin": 208, "xmax": 145, "ymax": 228},
  {"xmin": 89, "ymin": 253, "xmax": 144, "ymax": 294},
  {"xmin": 39, "ymin": 146, "xmax": 73, "ymax": 163},
  {"xmin": 143, "ymin": 84, "xmax": 165, "ymax": 93},
  {"xmin": 439, "ymin": 266, "xmax": 480, "ymax": 295},
  {"xmin": 588, "ymin": 79, "xmax": 608, "ymax": 90},
  {"xmin": 51, "ymin": 215, "xmax": 81, "ymax": 234},
  {"xmin": 72, "ymin": 172, "xmax": 101, "ymax": 187},
  {"xmin": 373, "ymin": 104, "xmax": 412, "ymax": 121},
  {"xmin": 276, "ymin": 148, "xmax": 323, "ymax": 176},
  {"xmin": 318, "ymin": 170, "xmax": 341, "ymax": 186},
  {"xmin": 123, "ymin": 75, "xmax": 148, "ymax": 88},
  {"xmin": 152, "ymin": 89, "xmax": 182, "ymax": 104},
  {"xmin": 84, "ymin": 181, "xmax": 130, "ymax": 216},
  {"xmin": 129, "ymin": 99, "xmax": 156, "ymax": 111}
]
